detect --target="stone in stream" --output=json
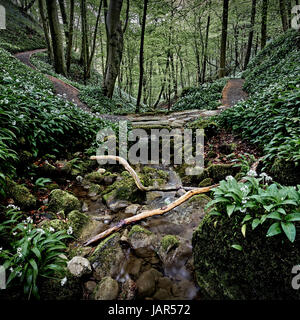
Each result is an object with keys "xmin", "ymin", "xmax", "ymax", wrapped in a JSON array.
[
  {"xmin": 48, "ymin": 189, "xmax": 81, "ymax": 215},
  {"xmin": 94, "ymin": 277, "xmax": 119, "ymax": 300},
  {"xmin": 67, "ymin": 256, "xmax": 92, "ymax": 277},
  {"xmin": 136, "ymin": 268, "xmax": 162, "ymax": 298},
  {"xmin": 125, "ymin": 204, "xmax": 141, "ymax": 215}
]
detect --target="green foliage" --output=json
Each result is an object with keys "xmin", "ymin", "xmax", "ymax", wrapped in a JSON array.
[
  {"xmin": 34, "ymin": 177, "xmax": 52, "ymax": 189},
  {"xmin": 206, "ymin": 174, "xmax": 300, "ymax": 243},
  {"xmin": 0, "ymin": 205, "xmax": 71, "ymax": 299},
  {"xmin": 0, "ymin": 48, "xmax": 113, "ymax": 187},
  {"xmin": 0, "ymin": 0, "xmax": 45, "ymax": 53},
  {"xmin": 218, "ymin": 30, "xmax": 300, "ymax": 173},
  {"xmin": 172, "ymin": 78, "xmax": 227, "ymax": 111}
]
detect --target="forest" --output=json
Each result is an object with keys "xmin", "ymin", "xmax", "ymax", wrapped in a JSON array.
[{"xmin": 0, "ymin": 0, "xmax": 299, "ymax": 303}]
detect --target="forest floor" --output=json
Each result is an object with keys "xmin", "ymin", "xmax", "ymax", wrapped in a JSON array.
[{"xmin": 14, "ymin": 49, "xmax": 247, "ymax": 126}]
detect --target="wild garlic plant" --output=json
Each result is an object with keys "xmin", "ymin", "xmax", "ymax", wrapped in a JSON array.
[{"xmin": 206, "ymin": 171, "xmax": 300, "ymax": 243}]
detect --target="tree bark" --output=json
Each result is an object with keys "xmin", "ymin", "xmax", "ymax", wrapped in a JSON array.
[
  {"xmin": 58, "ymin": 0, "xmax": 69, "ymax": 40},
  {"xmin": 103, "ymin": 0, "xmax": 124, "ymax": 98},
  {"xmin": 279, "ymin": 0, "xmax": 288, "ymax": 32},
  {"xmin": 66, "ymin": 0, "xmax": 75, "ymax": 73},
  {"xmin": 244, "ymin": 0, "xmax": 257, "ymax": 69},
  {"xmin": 136, "ymin": 0, "xmax": 149, "ymax": 112},
  {"xmin": 261, "ymin": 0, "xmax": 268, "ymax": 48},
  {"xmin": 202, "ymin": 14, "xmax": 210, "ymax": 83},
  {"xmin": 46, "ymin": 0, "xmax": 66, "ymax": 76},
  {"xmin": 38, "ymin": 0, "xmax": 53, "ymax": 62},
  {"xmin": 219, "ymin": 0, "xmax": 229, "ymax": 78},
  {"xmin": 81, "ymin": 0, "xmax": 89, "ymax": 83}
]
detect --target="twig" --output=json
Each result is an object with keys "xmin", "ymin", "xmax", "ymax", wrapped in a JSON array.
[{"xmin": 83, "ymin": 156, "xmax": 261, "ymax": 246}]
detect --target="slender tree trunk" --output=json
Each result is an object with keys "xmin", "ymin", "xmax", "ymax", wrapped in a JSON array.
[
  {"xmin": 279, "ymin": 0, "xmax": 288, "ymax": 32},
  {"xmin": 103, "ymin": 0, "xmax": 124, "ymax": 98},
  {"xmin": 219, "ymin": 0, "xmax": 229, "ymax": 78},
  {"xmin": 136, "ymin": 0, "xmax": 149, "ymax": 112},
  {"xmin": 66, "ymin": 0, "xmax": 74, "ymax": 73},
  {"xmin": 38, "ymin": 0, "xmax": 53, "ymax": 62},
  {"xmin": 58, "ymin": 0, "xmax": 69, "ymax": 40},
  {"xmin": 81, "ymin": 0, "xmax": 89, "ymax": 83},
  {"xmin": 24, "ymin": 0, "xmax": 36, "ymax": 11},
  {"xmin": 87, "ymin": 0, "xmax": 103, "ymax": 79},
  {"xmin": 46, "ymin": 0, "xmax": 66, "ymax": 76},
  {"xmin": 244, "ymin": 0, "xmax": 256, "ymax": 69},
  {"xmin": 261, "ymin": 0, "xmax": 268, "ymax": 48},
  {"xmin": 202, "ymin": 14, "xmax": 210, "ymax": 83},
  {"xmin": 153, "ymin": 55, "xmax": 170, "ymax": 109}
]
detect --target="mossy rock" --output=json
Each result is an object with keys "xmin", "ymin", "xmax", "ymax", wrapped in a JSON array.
[
  {"xmin": 188, "ymin": 119, "xmax": 219, "ymax": 139},
  {"xmin": 6, "ymin": 178, "xmax": 36, "ymax": 209},
  {"xmin": 192, "ymin": 213, "xmax": 300, "ymax": 299},
  {"xmin": 88, "ymin": 183, "xmax": 103, "ymax": 196},
  {"xmin": 67, "ymin": 210, "xmax": 90, "ymax": 238},
  {"xmin": 198, "ymin": 178, "xmax": 213, "ymax": 187},
  {"xmin": 270, "ymin": 158, "xmax": 300, "ymax": 186},
  {"xmin": 19, "ymin": 150, "xmax": 33, "ymax": 165},
  {"xmin": 84, "ymin": 171, "xmax": 104, "ymax": 183},
  {"xmin": 161, "ymin": 235, "xmax": 179, "ymax": 252},
  {"xmin": 89, "ymin": 233, "xmax": 125, "ymax": 279},
  {"xmin": 140, "ymin": 166, "xmax": 169, "ymax": 187},
  {"xmin": 207, "ymin": 164, "xmax": 237, "ymax": 182},
  {"xmin": 45, "ymin": 183, "xmax": 60, "ymax": 191},
  {"xmin": 102, "ymin": 172, "xmax": 145, "ymax": 204},
  {"xmin": 42, "ymin": 219, "xmax": 68, "ymax": 232},
  {"xmin": 48, "ymin": 189, "xmax": 81, "ymax": 215},
  {"xmin": 187, "ymin": 194, "xmax": 212, "ymax": 206},
  {"xmin": 128, "ymin": 225, "xmax": 152, "ymax": 238}
]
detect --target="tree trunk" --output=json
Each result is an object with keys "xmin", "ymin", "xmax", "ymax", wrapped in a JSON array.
[
  {"xmin": 103, "ymin": 0, "xmax": 124, "ymax": 98},
  {"xmin": 219, "ymin": 0, "xmax": 229, "ymax": 78},
  {"xmin": 58, "ymin": 0, "xmax": 69, "ymax": 40},
  {"xmin": 136, "ymin": 0, "xmax": 149, "ymax": 112},
  {"xmin": 261, "ymin": 0, "xmax": 268, "ymax": 48},
  {"xmin": 279, "ymin": 0, "xmax": 288, "ymax": 32},
  {"xmin": 244, "ymin": 0, "xmax": 256, "ymax": 69},
  {"xmin": 202, "ymin": 14, "xmax": 210, "ymax": 83},
  {"xmin": 38, "ymin": 0, "xmax": 53, "ymax": 62},
  {"xmin": 66, "ymin": 0, "xmax": 74, "ymax": 73},
  {"xmin": 46, "ymin": 0, "xmax": 66, "ymax": 76},
  {"xmin": 81, "ymin": 0, "xmax": 89, "ymax": 83}
]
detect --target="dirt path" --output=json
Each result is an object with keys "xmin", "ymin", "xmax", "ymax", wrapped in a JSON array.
[
  {"xmin": 14, "ymin": 49, "xmax": 123, "ymax": 122},
  {"xmin": 221, "ymin": 78, "xmax": 248, "ymax": 107},
  {"xmin": 14, "ymin": 50, "xmax": 247, "ymax": 126}
]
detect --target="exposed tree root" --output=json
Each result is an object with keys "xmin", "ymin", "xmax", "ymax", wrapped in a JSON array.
[{"xmin": 83, "ymin": 156, "xmax": 260, "ymax": 247}]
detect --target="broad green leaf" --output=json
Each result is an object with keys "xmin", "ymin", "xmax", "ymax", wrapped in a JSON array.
[
  {"xmin": 231, "ymin": 244, "xmax": 243, "ymax": 251},
  {"xmin": 266, "ymin": 222, "xmax": 282, "ymax": 237},
  {"xmin": 281, "ymin": 222, "xmax": 296, "ymax": 243}
]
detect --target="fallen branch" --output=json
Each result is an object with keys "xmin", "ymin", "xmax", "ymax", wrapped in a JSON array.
[
  {"xmin": 83, "ymin": 184, "xmax": 218, "ymax": 246},
  {"xmin": 83, "ymin": 156, "xmax": 261, "ymax": 247}
]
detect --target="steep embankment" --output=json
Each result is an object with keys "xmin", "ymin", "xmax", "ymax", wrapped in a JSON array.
[{"xmin": 193, "ymin": 30, "xmax": 300, "ymax": 300}]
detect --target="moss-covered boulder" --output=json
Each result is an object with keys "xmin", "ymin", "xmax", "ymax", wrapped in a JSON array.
[
  {"xmin": 160, "ymin": 235, "xmax": 179, "ymax": 252},
  {"xmin": 192, "ymin": 213, "xmax": 300, "ymax": 299},
  {"xmin": 207, "ymin": 163, "xmax": 237, "ymax": 182},
  {"xmin": 84, "ymin": 171, "xmax": 105, "ymax": 184},
  {"xmin": 89, "ymin": 233, "xmax": 125, "ymax": 280},
  {"xmin": 6, "ymin": 178, "xmax": 36, "ymax": 209},
  {"xmin": 270, "ymin": 158, "xmax": 300, "ymax": 186},
  {"xmin": 67, "ymin": 210, "xmax": 90, "ymax": 238},
  {"xmin": 140, "ymin": 166, "xmax": 169, "ymax": 187},
  {"xmin": 42, "ymin": 219, "xmax": 68, "ymax": 232},
  {"xmin": 102, "ymin": 172, "xmax": 145, "ymax": 206},
  {"xmin": 48, "ymin": 189, "xmax": 81, "ymax": 215},
  {"xmin": 198, "ymin": 178, "xmax": 213, "ymax": 187},
  {"xmin": 128, "ymin": 225, "xmax": 157, "ymax": 250}
]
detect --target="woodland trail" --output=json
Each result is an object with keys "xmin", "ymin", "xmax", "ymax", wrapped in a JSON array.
[{"xmin": 14, "ymin": 49, "xmax": 247, "ymax": 126}]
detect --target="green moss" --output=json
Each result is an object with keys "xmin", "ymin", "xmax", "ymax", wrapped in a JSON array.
[
  {"xmin": 88, "ymin": 183, "xmax": 103, "ymax": 195},
  {"xmin": 188, "ymin": 194, "xmax": 212, "ymax": 205},
  {"xmin": 198, "ymin": 178, "xmax": 213, "ymax": 187},
  {"xmin": 128, "ymin": 225, "xmax": 152, "ymax": 238},
  {"xmin": 161, "ymin": 235, "xmax": 179, "ymax": 252},
  {"xmin": 270, "ymin": 158, "xmax": 300, "ymax": 186},
  {"xmin": 6, "ymin": 178, "xmax": 36, "ymax": 209},
  {"xmin": 45, "ymin": 183, "xmax": 60, "ymax": 191},
  {"xmin": 67, "ymin": 210, "xmax": 90, "ymax": 238},
  {"xmin": 207, "ymin": 164, "xmax": 237, "ymax": 182},
  {"xmin": 140, "ymin": 166, "xmax": 169, "ymax": 187},
  {"xmin": 84, "ymin": 171, "xmax": 104, "ymax": 183},
  {"xmin": 42, "ymin": 219, "xmax": 68, "ymax": 232},
  {"xmin": 48, "ymin": 189, "xmax": 81, "ymax": 215},
  {"xmin": 192, "ymin": 213, "xmax": 300, "ymax": 299}
]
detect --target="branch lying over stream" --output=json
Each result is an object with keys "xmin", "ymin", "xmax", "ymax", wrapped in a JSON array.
[{"xmin": 83, "ymin": 156, "xmax": 260, "ymax": 247}]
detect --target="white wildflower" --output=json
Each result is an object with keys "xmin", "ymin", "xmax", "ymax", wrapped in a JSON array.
[
  {"xmin": 226, "ymin": 175, "xmax": 234, "ymax": 181},
  {"xmin": 49, "ymin": 227, "xmax": 55, "ymax": 233},
  {"xmin": 26, "ymin": 217, "xmax": 33, "ymax": 224},
  {"xmin": 61, "ymin": 277, "xmax": 67, "ymax": 286},
  {"xmin": 67, "ymin": 226, "xmax": 73, "ymax": 235},
  {"xmin": 247, "ymin": 170, "xmax": 257, "ymax": 177},
  {"xmin": 240, "ymin": 185, "xmax": 249, "ymax": 193},
  {"xmin": 9, "ymin": 267, "xmax": 14, "ymax": 273},
  {"xmin": 17, "ymin": 247, "xmax": 22, "ymax": 253}
]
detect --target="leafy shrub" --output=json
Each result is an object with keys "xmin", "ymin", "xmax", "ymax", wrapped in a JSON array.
[
  {"xmin": 172, "ymin": 78, "xmax": 227, "ymax": 111},
  {"xmin": 0, "ymin": 48, "xmax": 113, "ymax": 189},
  {"xmin": 0, "ymin": 205, "xmax": 71, "ymax": 299},
  {"xmin": 206, "ymin": 174, "xmax": 300, "ymax": 243}
]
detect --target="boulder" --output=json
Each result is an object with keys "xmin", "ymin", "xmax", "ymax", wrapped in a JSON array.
[
  {"xmin": 67, "ymin": 210, "xmax": 90, "ymax": 238},
  {"xmin": 67, "ymin": 256, "xmax": 92, "ymax": 277},
  {"xmin": 6, "ymin": 178, "xmax": 36, "ymax": 209},
  {"xmin": 94, "ymin": 277, "xmax": 119, "ymax": 300},
  {"xmin": 136, "ymin": 268, "xmax": 162, "ymax": 298},
  {"xmin": 48, "ymin": 189, "xmax": 81, "ymax": 215}
]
